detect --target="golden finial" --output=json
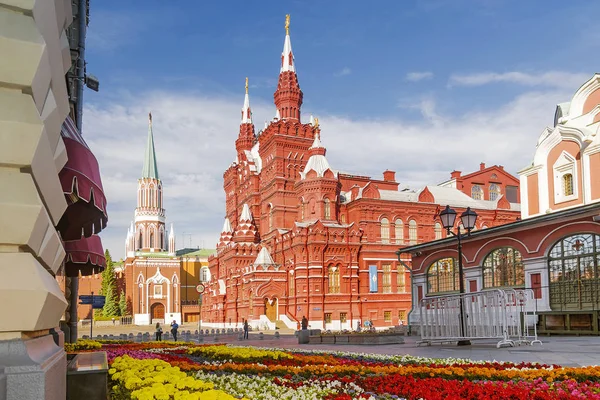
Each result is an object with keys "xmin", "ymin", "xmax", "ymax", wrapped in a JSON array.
[
  {"xmin": 149, "ymin": 112, "xmax": 152, "ymax": 125},
  {"xmin": 285, "ymin": 14, "xmax": 290, "ymax": 35},
  {"xmin": 314, "ymin": 117, "xmax": 319, "ymax": 128},
  {"xmin": 245, "ymin": 77, "xmax": 249, "ymax": 94}
]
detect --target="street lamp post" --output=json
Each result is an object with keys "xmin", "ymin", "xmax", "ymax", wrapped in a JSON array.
[{"xmin": 438, "ymin": 205, "xmax": 478, "ymax": 346}]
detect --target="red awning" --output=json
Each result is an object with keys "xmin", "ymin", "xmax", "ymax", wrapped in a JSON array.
[
  {"xmin": 64, "ymin": 234, "xmax": 106, "ymax": 277},
  {"xmin": 57, "ymin": 116, "xmax": 108, "ymax": 240}
]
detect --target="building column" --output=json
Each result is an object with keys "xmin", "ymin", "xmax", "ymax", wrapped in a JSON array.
[{"xmin": 0, "ymin": 1, "xmax": 73, "ymax": 399}]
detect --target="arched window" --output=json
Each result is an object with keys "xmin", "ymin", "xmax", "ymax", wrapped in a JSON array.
[
  {"xmin": 489, "ymin": 184, "xmax": 501, "ymax": 201},
  {"xmin": 380, "ymin": 218, "xmax": 390, "ymax": 244},
  {"xmin": 434, "ymin": 223, "xmax": 442, "ymax": 240},
  {"xmin": 563, "ymin": 174, "xmax": 574, "ymax": 196},
  {"xmin": 301, "ymin": 201, "xmax": 305, "ymax": 220},
  {"xmin": 471, "ymin": 185, "xmax": 483, "ymax": 200},
  {"xmin": 140, "ymin": 187, "xmax": 145, "ymax": 208},
  {"xmin": 158, "ymin": 186, "xmax": 162, "ymax": 208},
  {"xmin": 427, "ymin": 258, "xmax": 459, "ymax": 293},
  {"xmin": 328, "ymin": 266, "xmax": 340, "ymax": 293},
  {"xmin": 149, "ymin": 185, "xmax": 155, "ymax": 207},
  {"xmin": 159, "ymin": 229, "xmax": 164, "ymax": 250},
  {"xmin": 397, "ymin": 265, "xmax": 405, "ymax": 293},
  {"xmin": 409, "ymin": 220, "xmax": 417, "ymax": 245},
  {"xmin": 324, "ymin": 198, "xmax": 331, "ymax": 219},
  {"xmin": 548, "ymin": 233, "xmax": 600, "ymax": 310},
  {"xmin": 249, "ymin": 291, "xmax": 254, "ymax": 315},
  {"xmin": 395, "ymin": 219, "xmax": 404, "ymax": 244},
  {"xmin": 200, "ymin": 266, "xmax": 210, "ymax": 283},
  {"xmin": 482, "ymin": 247, "xmax": 524, "ymax": 288},
  {"xmin": 149, "ymin": 231, "xmax": 155, "ymax": 249},
  {"xmin": 269, "ymin": 205, "xmax": 274, "ymax": 230},
  {"xmin": 138, "ymin": 231, "xmax": 143, "ymax": 249}
]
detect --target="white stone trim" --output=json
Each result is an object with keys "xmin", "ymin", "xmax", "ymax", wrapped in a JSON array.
[{"xmin": 553, "ymin": 151, "xmax": 578, "ymax": 204}]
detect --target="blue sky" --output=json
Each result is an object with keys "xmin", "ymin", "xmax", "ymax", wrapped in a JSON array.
[{"xmin": 83, "ymin": 0, "xmax": 600, "ymax": 259}]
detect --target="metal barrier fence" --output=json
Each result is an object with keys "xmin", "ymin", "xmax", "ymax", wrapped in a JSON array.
[{"xmin": 419, "ymin": 288, "xmax": 541, "ymax": 348}]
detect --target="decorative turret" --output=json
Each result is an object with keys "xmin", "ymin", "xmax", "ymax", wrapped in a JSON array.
[
  {"xmin": 295, "ymin": 128, "xmax": 341, "ymax": 222},
  {"xmin": 274, "ymin": 14, "xmax": 303, "ymax": 122},
  {"xmin": 233, "ymin": 204, "xmax": 259, "ymax": 243},
  {"xmin": 236, "ymin": 78, "xmax": 255, "ymax": 155},
  {"xmin": 300, "ymin": 128, "xmax": 336, "ymax": 179},
  {"xmin": 168, "ymin": 223, "xmax": 175, "ymax": 255},
  {"xmin": 217, "ymin": 217, "xmax": 233, "ymax": 250}
]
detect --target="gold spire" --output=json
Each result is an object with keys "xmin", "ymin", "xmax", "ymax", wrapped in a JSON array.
[
  {"xmin": 314, "ymin": 117, "xmax": 319, "ymax": 128},
  {"xmin": 245, "ymin": 77, "xmax": 249, "ymax": 94},
  {"xmin": 285, "ymin": 14, "xmax": 290, "ymax": 35}
]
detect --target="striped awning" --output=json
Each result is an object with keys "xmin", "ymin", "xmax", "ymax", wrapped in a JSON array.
[{"xmin": 56, "ymin": 116, "xmax": 108, "ymax": 240}]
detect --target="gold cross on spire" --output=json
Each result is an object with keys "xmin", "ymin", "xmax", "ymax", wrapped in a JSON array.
[
  {"xmin": 245, "ymin": 77, "xmax": 249, "ymax": 94},
  {"xmin": 285, "ymin": 14, "xmax": 290, "ymax": 35}
]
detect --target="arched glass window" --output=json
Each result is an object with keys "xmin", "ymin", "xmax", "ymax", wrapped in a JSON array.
[
  {"xmin": 160, "ymin": 230, "xmax": 164, "ymax": 250},
  {"xmin": 149, "ymin": 185, "xmax": 155, "ymax": 207},
  {"xmin": 563, "ymin": 174, "xmax": 574, "ymax": 196},
  {"xmin": 269, "ymin": 205, "xmax": 274, "ymax": 230},
  {"xmin": 328, "ymin": 266, "xmax": 340, "ymax": 293},
  {"xmin": 138, "ymin": 231, "xmax": 143, "ymax": 249},
  {"xmin": 489, "ymin": 184, "xmax": 501, "ymax": 201},
  {"xmin": 149, "ymin": 231, "xmax": 155, "ymax": 249},
  {"xmin": 427, "ymin": 258, "xmax": 459, "ymax": 293},
  {"xmin": 471, "ymin": 185, "xmax": 483, "ymax": 200},
  {"xmin": 409, "ymin": 220, "xmax": 417, "ymax": 245},
  {"xmin": 482, "ymin": 247, "xmax": 524, "ymax": 288},
  {"xmin": 548, "ymin": 233, "xmax": 600, "ymax": 310},
  {"xmin": 324, "ymin": 198, "xmax": 331, "ymax": 219},
  {"xmin": 380, "ymin": 218, "xmax": 390, "ymax": 244},
  {"xmin": 434, "ymin": 223, "xmax": 442, "ymax": 240},
  {"xmin": 395, "ymin": 219, "xmax": 404, "ymax": 244}
]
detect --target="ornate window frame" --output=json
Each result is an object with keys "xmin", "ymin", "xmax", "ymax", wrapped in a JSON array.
[
  {"xmin": 553, "ymin": 151, "xmax": 577, "ymax": 203},
  {"xmin": 482, "ymin": 247, "xmax": 525, "ymax": 288},
  {"xmin": 426, "ymin": 257, "xmax": 459, "ymax": 294}
]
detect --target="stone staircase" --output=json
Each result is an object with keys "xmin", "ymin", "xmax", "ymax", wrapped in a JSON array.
[{"xmin": 275, "ymin": 320, "xmax": 295, "ymax": 334}]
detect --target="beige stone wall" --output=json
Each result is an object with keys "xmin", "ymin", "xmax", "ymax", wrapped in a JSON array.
[{"xmin": 0, "ymin": 0, "xmax": 72, "ymax": 333}]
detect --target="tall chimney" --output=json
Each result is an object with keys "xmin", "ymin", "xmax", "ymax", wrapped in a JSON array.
[
  {"xmin": 480, "ymin": 162, "xmax": 486, "ymax": 171},
  {"xmin": 451, "ymin": 170, "xmax": 461, "ymax": 179},
  {"xmin": 383, "ymin": 170, "xmax": 396, "ymax": 182}
]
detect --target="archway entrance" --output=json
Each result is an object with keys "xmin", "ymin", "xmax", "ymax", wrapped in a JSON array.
[
  {"xmin": 264, "ymin": 298, "xmax": 278, "ymax": 321},
  {"xmin": 151, "ymin": 302, "xmax": 165, "ymax": 321}
]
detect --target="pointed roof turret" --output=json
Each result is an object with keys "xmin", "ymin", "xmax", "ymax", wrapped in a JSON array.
[
  {"xmin": 300, "ymin": 130, "xmax": 336, "ymax": 179},
  {"xmin": 222, "ymin": 217, "xmax": 233, "ymax": 233},
  {"xmin": 169, "ymin": 223, "xmax": 175, "ymax": 238},
  {"xmin": 253, "ymin": 247, "xmax": 277, "ymax": 267},
  {"xmin": 142, "ymin": 112, "xmax": 159, "ymax": 179},
  {"xmin": 241, "ymin": 77, "xmax": 252, "ymax": 124},
  {"xmin": 233, "ymin": 203, "xmax": 259, "ymax": 243},
  {"xmin": 218, "ymin": 217, "xmax": 234, "ymax": 249},
  {"xmin": 274, "ymin": 14, "xmax": 303, "ymax": 122},
  {"xmin": 281, "ymin": 14, "xmax": 295, "ymax": 73}
]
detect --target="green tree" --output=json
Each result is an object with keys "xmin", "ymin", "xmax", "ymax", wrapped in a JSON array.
[
  {"xmin": 100, "ymin": 249, "xmax": 120, "ymax": 317},
  {"xmin": 119, "ymin": 291, "xmax": 128, "ymax": 316},
  {"xmin": 103, "ymin": 286, "xmax": 120, "ymax": 317}
]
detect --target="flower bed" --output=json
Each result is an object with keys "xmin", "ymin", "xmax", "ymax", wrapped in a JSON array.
[{"xmin": 67, "ymin": 340, "xmax": 600, "ymax": 399}]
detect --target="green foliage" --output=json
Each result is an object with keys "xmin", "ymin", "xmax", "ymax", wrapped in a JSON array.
[
  {"xmin": 119, "ymin": 291, "xmax": 128, "ymax": 316},
  {"xmin": 100, "ymin": 249, "xmax": 120, "ymax": 317},
  {"xmin": 103, "ymin": 286, "xmax": 120, "ymax": 317}
]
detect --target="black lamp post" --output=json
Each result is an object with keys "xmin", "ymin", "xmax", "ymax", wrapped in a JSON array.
[{"xmin": 439, "ymin": 205, "xmax": 478, "ymax": 346}]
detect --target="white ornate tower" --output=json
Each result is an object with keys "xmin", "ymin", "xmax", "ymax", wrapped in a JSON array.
[{"xmin": 134, "ymin": 113, "xmax": 166, "ymax": 251}]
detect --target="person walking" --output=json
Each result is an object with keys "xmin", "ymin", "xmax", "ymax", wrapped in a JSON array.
[
  {"xmin": 170, "ymin": 320, "xmax": 179, "ymax": 341},
  {"xmin": 155, "ymin": 322, "xmax": 163, "ymax": 341},
  {"xmin": 243, "ymin": 319, "xmax": 249, "ymax": 340},
  {"xmin": 301, "ymin": 316, "xmax": 308, "ymax": 330}
]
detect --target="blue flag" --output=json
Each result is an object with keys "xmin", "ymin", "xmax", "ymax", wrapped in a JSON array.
[{"xmin": 369, "ymin": 265, "xmax": 378, "ymax": 292}]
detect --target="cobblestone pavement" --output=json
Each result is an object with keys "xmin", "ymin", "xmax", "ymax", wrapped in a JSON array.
[{"xmin": 79, "ymin": 325, "xmax": 600, "ymax": 367}]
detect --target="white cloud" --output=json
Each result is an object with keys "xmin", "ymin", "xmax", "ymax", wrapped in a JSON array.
[
  {"xmin": 334, "ymin": 67, "xmax": 352, "ymax": 77},
  {"xmin": 405, "ymin": 71, "xmax": 434, "ymax": 82},
  {"xmin": 87, "ymin": 84, "xmax": 571, "ymax": 260},
  {"xmin": 448, "ymin": 71, "xmax": 590, "ymax": 90}
]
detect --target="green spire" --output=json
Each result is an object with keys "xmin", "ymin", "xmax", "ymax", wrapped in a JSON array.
[{"xmin": 142, "ymin": 112, "xmax": 159, "ymax": 179}]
